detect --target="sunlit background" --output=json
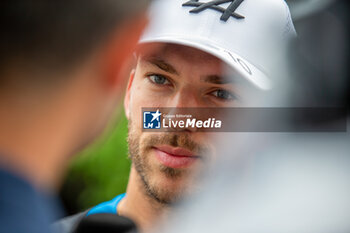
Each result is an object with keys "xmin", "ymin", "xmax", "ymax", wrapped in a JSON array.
[{"xmin": 60, "ymin": 109, "xmax": 130, "ymax": 215}]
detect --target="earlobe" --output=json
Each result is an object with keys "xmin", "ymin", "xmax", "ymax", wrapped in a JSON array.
[{"xmin": 124, "ymin": 69, "xmax": 135, "ymax": 119}]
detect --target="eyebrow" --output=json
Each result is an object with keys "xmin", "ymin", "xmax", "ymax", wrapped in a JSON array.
[
  {"xmin": 143, "ymin": 57, "xmax": 233, "ymax": 84},
  {"xmin": 200, "ymin": 75, "xmax": 233, "ymax": 84},
  {"xmin": 145, "ymin": 58, "xmax": 179, "ymax": 75}
]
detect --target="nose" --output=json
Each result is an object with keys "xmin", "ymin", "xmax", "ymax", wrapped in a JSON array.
[
  {"xmin": 169, "ymin": 87, "xmax": 200, "ymax": 108},
  {"xmin": 165, "ymin": 87, "xmax": 200, "ymax": 133}
]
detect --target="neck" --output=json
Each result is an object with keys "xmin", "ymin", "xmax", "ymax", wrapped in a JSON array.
[
  {"xmin": 0, "ymin": 85, "xmax": 89, "ymax": 191},
  {"xmin": 118, "ymin": 167, "xmax": 170, "ymax": 232}
]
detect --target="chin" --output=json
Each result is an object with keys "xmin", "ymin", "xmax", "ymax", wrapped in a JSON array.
[{"xmin": 149, "ymin": 169, "xmax": 193, "ymax": 203}]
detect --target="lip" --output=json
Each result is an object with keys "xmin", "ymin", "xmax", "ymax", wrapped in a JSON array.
[{"xmin": 153, "ymin": 145, "xmax": 199, "ymax": 169}]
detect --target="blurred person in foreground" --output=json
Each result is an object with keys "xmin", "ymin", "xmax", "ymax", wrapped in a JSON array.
[
  {"xmin": 55, "ymin": 0, "xmax": 296, "ymax": 232},
  {"xmin": 146, "ymin": 1, "xmax": 350, "ymax": 233},
  {"xmin": 0, "ymin": 1, "xmax": 149, "ymax": 233}
]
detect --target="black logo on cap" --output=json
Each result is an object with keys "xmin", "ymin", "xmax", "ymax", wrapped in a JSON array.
[{"xmin": 182, "ymin": 0, "xmax": 245, "ymax": 22}]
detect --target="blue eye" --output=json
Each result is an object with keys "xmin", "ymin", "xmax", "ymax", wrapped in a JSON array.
[
  {"xmin": 148, "ymin": 74, "xmax": 171, "ymax": 85},
  {"xmin": 212, "ymin": 89, "xmax": 236, "ymax": 100}
]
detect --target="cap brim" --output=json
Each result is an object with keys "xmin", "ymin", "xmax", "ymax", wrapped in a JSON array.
[{"xmin": 139, "ymin": 36, "xmax": 272, "ymax": 90}]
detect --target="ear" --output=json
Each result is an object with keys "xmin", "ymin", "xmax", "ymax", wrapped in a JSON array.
[
  {"xmin": 101, "ymin": 14, "xmax": 148, "ymax": 90},
  {"xmin": 124, "ymin": 69, "xmax": 136, "ymax": 119}
]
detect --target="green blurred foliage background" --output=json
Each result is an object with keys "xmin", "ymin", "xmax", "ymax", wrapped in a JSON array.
[{"xmin": 60, "ymin": 110, "xmax": 131, "ymax": 215}]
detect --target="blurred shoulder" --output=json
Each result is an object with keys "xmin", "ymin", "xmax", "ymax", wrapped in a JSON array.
[{"xmin": 52, "ymin": 211, "xmax": 87, "ymax": 233}]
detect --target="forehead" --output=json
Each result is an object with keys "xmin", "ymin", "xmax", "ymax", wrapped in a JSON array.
[{"xmin": 138, "ymin": 43, "xmax": 223, "ymax": 69}]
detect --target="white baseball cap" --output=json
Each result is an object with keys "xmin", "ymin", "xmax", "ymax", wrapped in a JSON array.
[{"xmin": 139, "ymin": 0, "xmax": 296, "ymax": 90}]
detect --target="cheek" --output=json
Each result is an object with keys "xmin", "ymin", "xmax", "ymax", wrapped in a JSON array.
[
  {"xmin": 193, "ymin": 132, "xmax": 218, "ymax": 161},
  {"xmin": 129, "ymin": 84, "xmax": 169, "ymax": 127},
  {"xmin": 129, "ymin": 94, "xmax": 151, "ymax": 132}
]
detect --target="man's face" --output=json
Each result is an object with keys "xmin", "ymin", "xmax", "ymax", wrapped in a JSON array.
[{"xmin": 125, "ymin": 44, "xmax": 244, "ymax": 204}]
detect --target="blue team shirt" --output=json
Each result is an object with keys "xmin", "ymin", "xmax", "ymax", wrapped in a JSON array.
[
  {"xmin": 86, "ymin": 193, "xmax": 126, "ymax": 216},
  {"xmin": 0, "ymin": 167, "xmax": 62, "ymax": 233}
]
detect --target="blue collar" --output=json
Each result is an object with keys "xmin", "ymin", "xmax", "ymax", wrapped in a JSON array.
[{"xmin": 86, "ymin": 193, "xmax": 126, "ymax": 216}]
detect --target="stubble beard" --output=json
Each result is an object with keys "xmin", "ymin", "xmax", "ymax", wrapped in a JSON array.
[{"xmin": 127, "ymin": 121, "xmax": 206, "ymax": 205}]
